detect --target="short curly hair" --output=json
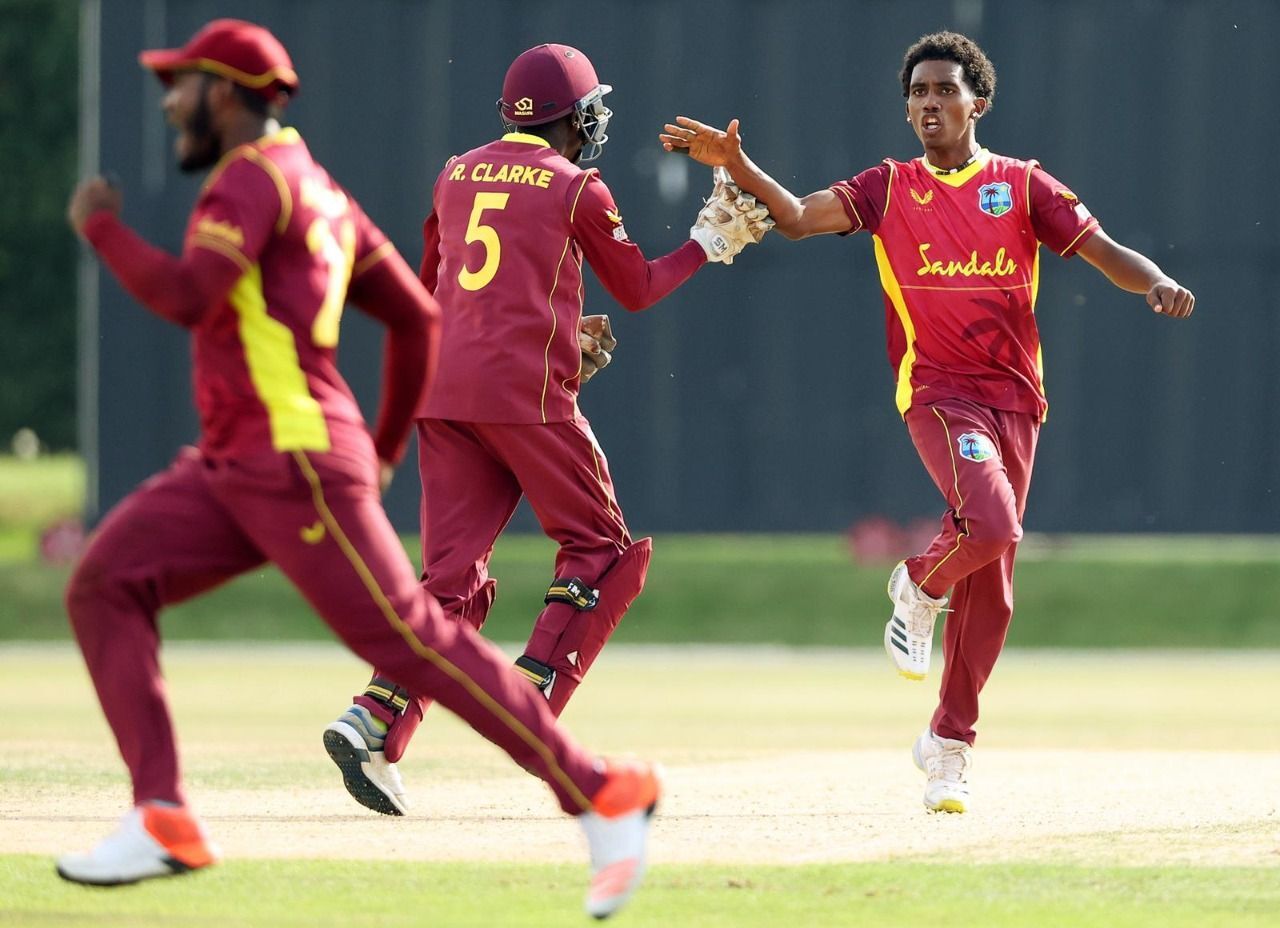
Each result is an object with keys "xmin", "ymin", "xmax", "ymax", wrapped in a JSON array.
[{"xmin": 899, "ymin": 31, "xmax": 996, "ymax": 104}]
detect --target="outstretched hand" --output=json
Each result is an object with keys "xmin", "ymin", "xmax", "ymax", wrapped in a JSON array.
[
  {"xmin": 660, "ymin": 116, "xmax": 743, "ymax": 167},
  {"xmin": 1146, "ymin": 278, "xmax": 1195, "ymax": 319}
]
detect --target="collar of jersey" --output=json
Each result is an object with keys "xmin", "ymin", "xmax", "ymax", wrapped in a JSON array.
[
  {"xmin": 258, "ymin": 126, "xmax": 300, "ymax": 148},
  {"xmin": 501, "ymin": 132, "xmax": 551, "ymax": 148},
  {"xmin": 921, "ymin": 148, "xmax": 990, "ymax": 187},
  {"xmin": 202, "ymin": 126, "xmax": 300, "ymax": 191}
]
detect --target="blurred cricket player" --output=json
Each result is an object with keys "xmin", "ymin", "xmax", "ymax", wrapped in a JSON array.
[{"xmin": 61, "ymin": 19, "xmax": 659, "ymax": 917}]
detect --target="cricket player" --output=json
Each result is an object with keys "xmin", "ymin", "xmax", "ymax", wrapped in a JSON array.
[
  {"xmin": 324, "ymin": 43, "xmax": 769, "ymax": 816},
  {"xmin": 60, "ymin": 19, "xmax": 660, "ymax": 918},
  {"xmin": 661, "ymin": 31, "xmax": 1194, "ymax": 813}
]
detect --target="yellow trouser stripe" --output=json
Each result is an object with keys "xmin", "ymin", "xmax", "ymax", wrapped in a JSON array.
[
  {"xmin": 920, "ymin": 407, "xmax": 968, "ymax": 589},
  {"xmin": 291, "ymin": 451, "xmax": 591, "ymax": 811}
]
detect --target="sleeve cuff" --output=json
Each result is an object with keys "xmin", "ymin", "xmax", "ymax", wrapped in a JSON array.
[
  {"xmin": 681, "ymin": 237, "xmax": 709, "ymax": 268},
  {"xmin": 1059, "ymin": 221, "xmax": 1100, "ymax": 258}
]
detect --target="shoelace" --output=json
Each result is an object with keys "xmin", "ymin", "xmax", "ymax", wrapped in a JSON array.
[
  {"xmin": 906, "ymin": 599, "xmax": 952, "ymax": 638},
  {"xmin": 927, "ymin": 743, "xmax": 971, "ymax": 783}
]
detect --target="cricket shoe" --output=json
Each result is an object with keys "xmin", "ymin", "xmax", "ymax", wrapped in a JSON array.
[
  {"xmin": 56, "ymin": 801, "xmax": 219, "ymax": 885},
  {"xmin": 885, "ymin": 560, "xmax": 949, "ymax": 680},
  {"xmin": 912, "ymin": 729, "xmax": 972, "ymax": 813},
  {"xmin": 324, "ymin": 705, "xmax": 408, "ymax": 816},
  {"xmin": 580, "ymin": 760, "xmax": 661, "ymax": 919}
]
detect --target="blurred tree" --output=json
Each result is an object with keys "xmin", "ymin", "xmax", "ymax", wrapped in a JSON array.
[{"xmin": 0, "ymin": 0, "xmax": 78, "ymax": 451}]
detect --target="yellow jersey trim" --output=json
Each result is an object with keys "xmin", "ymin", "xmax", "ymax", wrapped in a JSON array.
[
  {"xmin": 229, "ymin": 264, "xmax": 330, "ymax": 452},
  {"xmin": 883, "ymin": 162, "xmax": 896, "ymax": 217},
  {"xmin": 1031, "ymin": 246, "xmax": 1048, "ymax": 421},
  {"xmin": 568, "ymin": 171, "xmax": 596, "ymax": 222},
  {"xmin": 188, "ymin": 233, "xmax": 251, "ymax": 274},
  {"xmin": 900, "ymin": 282, "xmax": 1034, "ymax": 292},
  {"xmin": 290, "ymin": 450, "xmax": 592, "ymax": 813},
  {"xmin": 541, "ymin": 238, "xmax": 573, "ymax": 424},
  {"xmin": 832, "ymin": 185, "xmax": 864, "ymax": 232},
  {"xmin": 352, "ymin": 240, "xmax": 395, "ymax": 279},
  {"xmin": 501, "ymin": 132, "xmax": 552, "ymax": 148},
  {"xmin": 1059, "ymin": 221, "xmax": 1098, "ymax": 257},
  {"xmin": 872, "ymin": 233, "xmax": 917, "ymax": 417},
  {"xmin": 239, "ymin": 147, "xmax": 293, "ymax": 234},
  {"xmin": 922, "ymin": 148, "xmax": 990, "ymax": 188},
  {"xmin": 200, "ymin": 129, "xmax": 297, "ymax": 235},
  {"xmin": 560, "ymin": 258, "xmax": 587, "ymax": 402}
]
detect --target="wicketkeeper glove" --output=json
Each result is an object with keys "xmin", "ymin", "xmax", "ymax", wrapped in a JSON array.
[
  {"xmin": 689, "ymin": 166, "xmax": 774, "ymax": 265},
  {"xmin": 579, "ymin": 313, "xmax": 618, "ymax": 384}
]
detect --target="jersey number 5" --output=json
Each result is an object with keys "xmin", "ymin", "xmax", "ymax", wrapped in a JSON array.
[{"xmin": 458, "ymin": 192, "xmax": 510, "ymax": 291}]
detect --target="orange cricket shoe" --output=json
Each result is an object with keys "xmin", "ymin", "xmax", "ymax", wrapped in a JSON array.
[
  {"xmin": 56, "ymin": 801, "xmax": 220, "ymax": 885},
  {"xmin": 579, "ymin": 760, "xmax": 661, "ymax": 919}
]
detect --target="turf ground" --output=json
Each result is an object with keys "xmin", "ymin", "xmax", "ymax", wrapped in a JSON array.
[
  {"xmin": 1, "ymin": 644, "xmax": 1277, "ymax": 927},
  {"xmin": 4, "ymin": 531, "xmax": 1280, "ymax": 646}
]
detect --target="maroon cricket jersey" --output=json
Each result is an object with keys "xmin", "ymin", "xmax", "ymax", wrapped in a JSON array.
[
  {"xmin": 182, "ymin": 127, "xmax": 395, "ymax": 458},
  {"xmin": 830, "ymin": 150, "xmax": 1099, "ymax": 419},
  {"xmin": 419, "ymin": 132, "xmax": 705, "ymax": 424}
]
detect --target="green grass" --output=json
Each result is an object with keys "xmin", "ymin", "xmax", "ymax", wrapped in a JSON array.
[
  {"xmin": 0, "ymin": 454, "xmax": 84, "ymax": 560},
  {"xmin": 1, "ymin": 533, "xmax": 1278, "ymax": 646},
  {"xmin": 4, "ymin": 646, "xmax": 1278, "ymax": 927},
  {"xmin": 1, "ymin": 857, "xmax": 1277, "ymax": 928},
  {"xmin": 2, "ymin": 454, "xmax": 1278, "ymax": 647}
]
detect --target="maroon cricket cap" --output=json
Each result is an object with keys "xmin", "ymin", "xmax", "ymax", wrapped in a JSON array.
[
  {"xmin": 499, "ymin": 44, "xmax": 608, "ymax": 126},
  {"xmin": 139, "ymin": 18, "xmax": 299, "ymax": 102}
]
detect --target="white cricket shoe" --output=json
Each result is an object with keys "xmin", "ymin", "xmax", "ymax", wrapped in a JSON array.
[
  {"xmin": 912, "ymin": 729, "xmax": 972, "ymax": 813},
  {"xmin": 324, "ymin": 706, "xmax": 408, "ymax": 816},
  {"xmin": 579, "ymin": 760, "xmax": 661, "ymax": 919},
  {"xmin": 56, "ymin": 802, "xmax": 219, "ymax": 885},
  {"xmin": 885, "ymin": 561, "xmax": 949, "ymax": 680}
]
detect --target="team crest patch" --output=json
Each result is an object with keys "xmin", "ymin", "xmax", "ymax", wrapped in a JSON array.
[
  {"xmin": 978, "ymin": 181, "xmax": 1013, "ymax": 217},
  {"xmin": 606, "ymin": 209, "xmax": 629, "ymax": 241},
  {"xmin": 957, "ymin": 431, "xmax": 996, "ymax": 463}
]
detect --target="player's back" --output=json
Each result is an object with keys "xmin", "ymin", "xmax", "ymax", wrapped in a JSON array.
[
  {"xmin": 423, "ymin": 132, "xmax": 593, "ymax": 425},
  {"xmin": 190, "ymin": 128, "xmax": 388, "ymax": 459}
]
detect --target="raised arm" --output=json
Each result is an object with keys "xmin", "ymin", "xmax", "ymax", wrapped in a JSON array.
[
  {"xmin": 1077, "ymin": 229, "xmax": 1195, "ymax": 319},
  {"xmin": 572, "ymin": 174, "xmax": 706, "ymax": 311},
  {"xmin": 69, "ymin": 177, "xmax": 251, "ymax": 328},
  {"xmin": 659, "ymin": 117, "xmax": 851, "ymax": 240}
]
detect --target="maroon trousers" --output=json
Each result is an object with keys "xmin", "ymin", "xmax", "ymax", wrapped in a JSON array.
[
  {"xmin": 368, "ymin": 417, "xmax": 648, "ymax": 745},
  {"xmin": 417, "ymin": 415, "xmax": 637, "ymax": 649},
  {"xmin": 65, "ymin": 446, "xmax": 603, "ymax": 814},
  {"xmin": 902, "ymin": 397, "xmax": 1039, "ymax": 745}
]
